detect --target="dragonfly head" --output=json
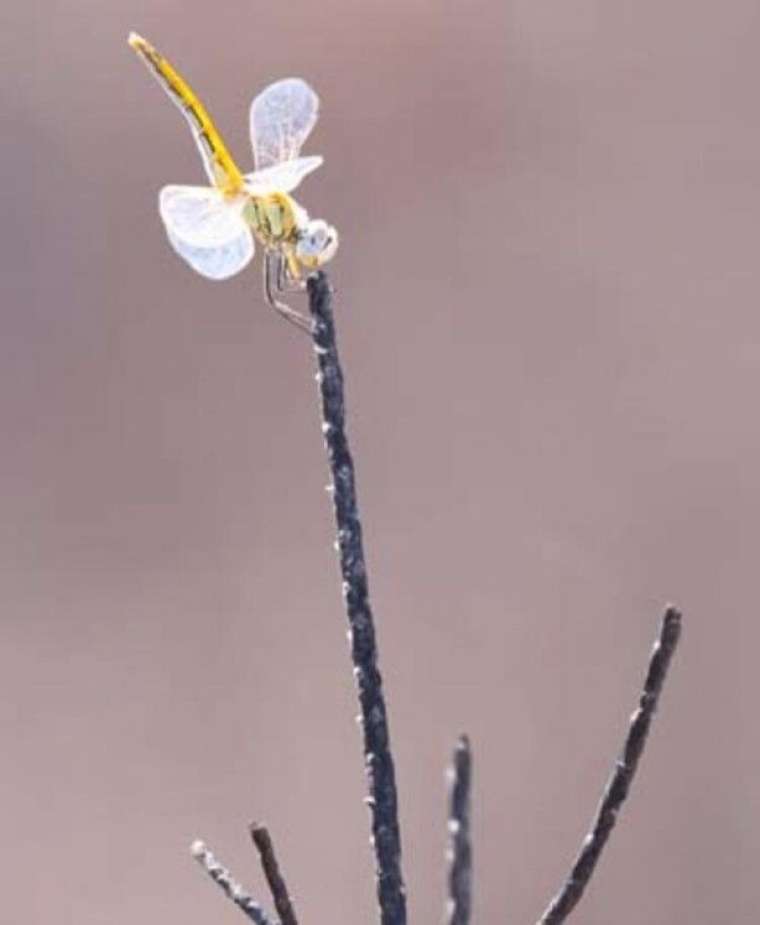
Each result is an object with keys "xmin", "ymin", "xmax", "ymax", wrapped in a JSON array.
[{"xmin": 295, "ymin": 218, "xmax": 339, "ymax": 269}]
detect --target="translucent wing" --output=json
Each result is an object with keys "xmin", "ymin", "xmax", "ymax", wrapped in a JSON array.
[
  {"xmin": 159, "ymin": 185, "xmax": 254, "ymax": 280},
  {"xmin": 250, "ymin": 78, "xmax": 319, "ymax": 170},
  {"xmin": 244, "ymin": 156, "xmax": 323, "ymax": 195},
  {"xmin": 165, "ymin": 228, "xmax": 254, "ymax": 281}
]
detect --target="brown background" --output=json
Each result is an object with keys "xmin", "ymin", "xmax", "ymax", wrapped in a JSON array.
[{"xmin": 2, "ymin": 1, "xmax": 757, "ymax": 922}]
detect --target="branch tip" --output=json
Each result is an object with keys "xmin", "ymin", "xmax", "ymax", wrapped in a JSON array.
[
  {"xmin": 445, "ymin": 734, "xmax": 473, "ymax": 925},
  {"xmin": 536, "ymin": 607, "xmax": 683, "ymax": 924},
  {"xmin": 249, "ymin": 823, "xmax": 299, "ymax": 925},
  {"xmin": 191, "ymin": 838, "xmax": 275, "ymax": 925}
]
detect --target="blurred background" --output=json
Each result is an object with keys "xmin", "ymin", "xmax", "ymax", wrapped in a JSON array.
[{"xmin": 2, "ymin": 1, "xmax": 757, "ymax": 922}]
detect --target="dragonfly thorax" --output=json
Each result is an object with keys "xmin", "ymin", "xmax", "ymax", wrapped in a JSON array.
[
  {"xmin": 244, "ymin": 192, "xmax": 338, "ymax": 271},
  {"xmin": 244, "ymin": 192, "xmax": 303, "ymax": 247}
]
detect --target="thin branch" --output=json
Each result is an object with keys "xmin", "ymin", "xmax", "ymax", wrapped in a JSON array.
[
  {"xmin": 307, "ymin": 271, "xmax": 407, "ymax": 925},
  {"xmin": 445, "ymin": 735, "xmax": 473, "ymax": 925},
  {"xmin": 536, "ymin": 606, "xmax": 683, "ymax": 924},
  {"xmin": 190, "ymin": 840, "xmax": 276, "ymax": 925},
  {"xmin": 249, "ymin": 823, "xmax": 299, "ymax": 925}
]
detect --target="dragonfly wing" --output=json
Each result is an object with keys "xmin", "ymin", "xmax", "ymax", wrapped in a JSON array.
[
  {"xmin": 159, "ymin": 185, "xmax": 254, "ymax": 280},
  {"xmin": 244, "ymin": 156, "xmax": 323, "ymax": 195},
  {"xmin": 165, "ymin": 228, "xmax": 254, "ymax": 281},
  {"xmin": 250, "ymin": 78, "xmax": 319, "ymax": 170}
]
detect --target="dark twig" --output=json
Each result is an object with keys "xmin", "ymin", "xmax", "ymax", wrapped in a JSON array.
[
  {"xmin": 249, "ymin": 823, "xmax": 299, "ymax": 925},
  {"xmin": 536, "ymin": 606, "xmax": 683, "ymax": 924},
  {"xmin": 190, "ymin": 840, "xmax": 276, "ymax": 925},
  {"xmin": 445, "ymin": 735, "xmax": 473, "ymax": 925},
  {"xmin": 307, "ymin": 271, "xmax": 407, "ymax": 925}
]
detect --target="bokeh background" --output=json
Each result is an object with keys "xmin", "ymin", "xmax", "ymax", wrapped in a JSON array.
[{"xmin": 2, "ymin": 1, "xmax": 757, "ymax": 922}]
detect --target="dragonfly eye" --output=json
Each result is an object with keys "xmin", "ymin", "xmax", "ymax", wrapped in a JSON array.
[{"xmin": 296, "ymin": 219, "xmax": 339, "ymax": 267}]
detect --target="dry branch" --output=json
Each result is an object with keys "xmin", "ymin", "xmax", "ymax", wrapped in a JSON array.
[
  {"xmin": 308, "ymin": 271, "xmax": 407, "ymax": 925},
  {"xmin": 536, "ymin": 607, "xmax": 682, "ymax": 924}
]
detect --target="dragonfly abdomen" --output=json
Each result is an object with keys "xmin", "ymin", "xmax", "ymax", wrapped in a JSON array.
[{"xmin": 129, "ymin": 32, "xmax": 244, "ymax": 195}]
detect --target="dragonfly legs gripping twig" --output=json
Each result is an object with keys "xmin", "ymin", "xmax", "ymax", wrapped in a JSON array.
[{"xmin": 263, "ymin": 251, "xmax": 312, "ymax": 334}]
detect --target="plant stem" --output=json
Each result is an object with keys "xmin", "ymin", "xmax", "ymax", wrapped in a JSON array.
[
  {"xmin": 249, "ymin": 824, "xmax": 299, "ymax": 925},
  {"xmin": 446, "ymin": 735, "xmax": 473, "ymax": 925},
  {"xmin": 190, "ymin": 840, "xmax": 275, "ymax": 925},
  {"xmin": 536, "ymin": 606, "xmax": 683, "ymax": 924},
  {"xmin": 307, "ymin": 271, "xmax": 407, "ymax": 925}
]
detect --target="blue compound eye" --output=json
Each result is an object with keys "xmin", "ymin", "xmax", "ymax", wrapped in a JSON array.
[{"xmin": 297, "ymin": 219, "xmax": 339, "ymax": 267}]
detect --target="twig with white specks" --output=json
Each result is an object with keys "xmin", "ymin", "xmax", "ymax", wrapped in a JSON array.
[
  {"xmin": 536, "ymin": 606, "xmax": 683, "ymax": 924},
  {"xmin": 307, "ymin": 271, "xmax": 407, "ymax": 925},
  {"xmin": 190, "ymin": 840, "xmax": 276, "ymax": 925},
  {"xmin": 445, "ymin": 735, "xmax": 473, "ymax": 925}
]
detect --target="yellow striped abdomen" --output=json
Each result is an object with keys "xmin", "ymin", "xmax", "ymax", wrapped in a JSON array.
[{"xmin": 129, "ymin": 32, "xmax": 244, "ymax": 196}]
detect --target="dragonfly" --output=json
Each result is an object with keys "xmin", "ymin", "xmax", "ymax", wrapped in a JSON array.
[{"xmin": 128, "ymin": 32, "xmax": 338, "ymax": 332}]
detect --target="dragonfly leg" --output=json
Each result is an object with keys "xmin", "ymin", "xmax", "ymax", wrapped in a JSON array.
[
  {"xmin": 263, "ymin": 251, "xmax": 312, "ymax": 334},
  {"xmin": 276, "ymin": 250, "xmax": 288, "ymax": 292},
  {"xmin": 274, "ymin": 248, "xmax": 307, "ymax": 293}
]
